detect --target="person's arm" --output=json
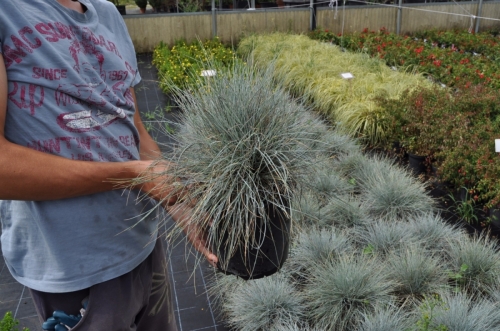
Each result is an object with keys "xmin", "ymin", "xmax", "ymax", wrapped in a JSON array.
[
  {"xmin": 0, "ymin": 54, "xmax": 167, "ymax": 202},
  {"xmin": 130, "ymin": 87, "xmax": 161, "ymax": 161}
]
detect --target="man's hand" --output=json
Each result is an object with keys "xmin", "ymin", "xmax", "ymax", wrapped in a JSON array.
[
  {"xmin": 128, "ymin": 160, "xmax": 181, "ymax": 207},
  {"xmin": 168, "ymin": 202, "xmax": 218, "ymax": 268}
]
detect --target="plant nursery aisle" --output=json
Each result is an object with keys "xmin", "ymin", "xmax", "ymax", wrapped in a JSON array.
[{"xmin": 0, "ymin": 53, "xmax": 229, "ymax": 331}]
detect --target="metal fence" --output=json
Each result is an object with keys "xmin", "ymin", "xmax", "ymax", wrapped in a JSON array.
[{"xmin": 124, "ymin": 0, "xmax": 500, "ymax": 52}]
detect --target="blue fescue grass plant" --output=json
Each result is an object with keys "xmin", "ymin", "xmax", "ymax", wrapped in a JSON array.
[
  {"xmin": 222, "ymin": 274, "xmax": 305, "ymax": 331},
  {"xmin": 446, "ymin": 234, "xmax": 500, "ymax": 293},
  {"xmin": 405, "ymin": 213, "xmax": 464, "ymax": 255},
  {"xmin": 287, "ymin": 227, "xmax": 352, "ymax": 279},
  {"xmin": 354, "ymin": 155, "xmax": 435, "ymax": 221},
  {"xmin": 304, "ymin": 254, "xmax": 395, "ymax": 330},
  {"xmin": 387, "ymin": 246, "xmax": 448, "ymax": 302},
  {"xmin": 423, "ymin": 292, "xmax": 500, "ymax": 331},
  {"xmin": 355, "ymin": 305, "xmax": 415, "ymax": 331},
  {"xmin": 305, "ymin": 164, "xmax": 353, "ymax": 201},
  {"xmin": 355, "ymin": 220, "xmax": 421, "ymax": 256},
  {"xmin": 322, "ymin": 195, "xmax": 369, "ymax": 229},
  {"xmin": 148, "ymin": 59, "xmax": 329, "ymax": 275}
]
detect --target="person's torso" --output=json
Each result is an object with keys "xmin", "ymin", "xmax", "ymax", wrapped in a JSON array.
[{"xmin": 0, "ymin": 0, "xmax": 160, "ymax": 292}]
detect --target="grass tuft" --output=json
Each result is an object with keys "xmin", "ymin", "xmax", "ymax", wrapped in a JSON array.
[
  {"xmin": 304, "ymin": 254, "xmax": 395, "ymax": 330},
  {"xmin": 424, "ymin": 292, "xmax": 500, "ymax": 331},
  {"xmin": 387, "ymin": 246, "xmax": 448, "ymax": 302},
  {"xmin": 446, "ymin": 234, "xmax": 500, "ymax": 292},
  {"xmin": 287, "ymin": 227, "xmax": 352, "ymax": 280},
  {"xmin": 223, "ymin": 274, "xmax": 305, "ymax": 331},
  {"xmin": 355, "ymin": 305, "xmax": 414, "ymax": 331}
]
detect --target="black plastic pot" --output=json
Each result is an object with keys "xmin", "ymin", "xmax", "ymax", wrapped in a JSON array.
[
  {"xmin": 408, "ymin": 153, "xmax": 427, "ymax": 176},
  {"xmin": 489, "ymin": 209, "xmax": 500, "ymax": 230},
  {"xmin": 213, "ymin": 201, "xmax": 290, "ymax": 280}
]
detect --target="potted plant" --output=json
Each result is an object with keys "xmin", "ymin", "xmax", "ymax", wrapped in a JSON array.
[
  {"xmin": 142, "ymin": 61, "xmax": 323, "ymax": 279},
  {"xmin": 108, "ymin": 0, "xmax": 126, "ymax": 15},
  {"xmin": 135, "ymin": 0, "xmax": 148, "ymax": 13}
]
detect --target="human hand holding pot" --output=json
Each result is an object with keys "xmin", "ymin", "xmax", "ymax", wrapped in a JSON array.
[{"xmin": 168, "ymin": 202, "xmax": 218, "ymax": 267}]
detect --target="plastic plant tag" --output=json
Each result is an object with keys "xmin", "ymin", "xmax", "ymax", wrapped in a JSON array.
[
  {"xmin": 495, "ymin": 139, "xmax": 500, "ymax": 152},
  {"xmin": 340, "ymin": 72, "xmax": 354, "ymax": 79},
  {"xmin": 201, "ymin": 70, "xmax": 217, "ymax": 77}
]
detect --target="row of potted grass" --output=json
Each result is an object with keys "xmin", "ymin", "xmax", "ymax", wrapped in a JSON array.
[
  {"xmin": 151, "ymin": 36, "xmax": 500, "ymax": 331},
  {"xmin": 310, "ymin": 27, "xmax": 500, "ymax": 89},
  {"xmin": 237, "ymin": 33, "xmax": 432, "ymax": 146}
]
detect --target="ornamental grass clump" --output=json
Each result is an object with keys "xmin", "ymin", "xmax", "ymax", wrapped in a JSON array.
[
  {"xmin": 405, "ymin": 213, "xmax": 464, "ymax": 254},
  {"xmin": 353, "ymin": 155, "xmax": 435, "ymax": 221},
  {"xmin": 303, "ymin": 254, "xmax": 395, "ymax": 330},
  {"xmin": 421, "ymin": 292, "xmax": 500, "ymax": 331},
  {"xmin": 322, "ymin": 195, "xmax": 368, "ymax": 229},
  {"xmin": 387, "ymin": 247, "xmax": 448, "ymax": 303},
  {"xmin": 292, "ymin": 192, "xmax": 323, "ymax": 228},
  {"xmin": 287, "ymin": 227, "xmax": 352, "ymax": 279},
  {"xmin": 355, "ymin": 305, "xmax": 414, "ymax": 331},
  {"xmin": 222, "ymin": 274, "xmax": 305, "ymax": 331},
  {"xmin": 355, "ymin": 220, "xmax": 420, "ymax": 256},
  {"xmin": 152, "ymin": 61, "xmax": 327, "ymax": 278},
  {"xmin": 305, "ymin": 164, "xmax": 353, "ymax": 201},
  {"xmin": 446, "ymin": 234, "xmax": 500, "ymax": 293}
]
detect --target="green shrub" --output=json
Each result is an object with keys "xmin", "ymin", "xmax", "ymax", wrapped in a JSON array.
[
  {"xmin": 0, "ymin": 312, "xmax": 28, "ymax": 331},
  {"xmin": 152, "ymin": 38, "xmax": 236, "ymax": 93}
]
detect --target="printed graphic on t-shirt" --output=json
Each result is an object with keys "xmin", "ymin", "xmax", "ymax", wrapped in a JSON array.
[{"xmin": 4, "ymin": 20, "xmax": 139, "ymax": 162}]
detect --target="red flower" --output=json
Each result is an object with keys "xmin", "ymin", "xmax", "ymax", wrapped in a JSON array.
[
  {"xmin": 415, "ymin": 46, "xmax": 424, "ymax": 54},
  {"xmin": 433, "ymin": 60, "xmax": 442, "ymax": 67}
]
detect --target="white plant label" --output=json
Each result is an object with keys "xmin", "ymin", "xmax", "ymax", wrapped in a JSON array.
[
  {"xmin": 201, "ymin": 70, "xmax": 217, "ymax": 77},
  {"xmin": 495, "ymin": 139, "xmax": 500, "ymax": 152},
  {"xmin": 341, "ymin": 72, "xmax": 354, "ymax": 79}
]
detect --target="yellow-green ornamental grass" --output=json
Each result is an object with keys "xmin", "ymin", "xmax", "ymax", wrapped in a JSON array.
[
  {"xmin": 238, "ymin": 34, "xmax": 433, "ymax": 145},
  {"xmin": 153, "ymin": 38, "xmax": 236, "ymax": 93}
]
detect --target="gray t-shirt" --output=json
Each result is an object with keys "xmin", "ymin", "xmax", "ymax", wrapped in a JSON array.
[{"xmin": 0, "ymin": 0, "xmax": 159, "ymax": 292}]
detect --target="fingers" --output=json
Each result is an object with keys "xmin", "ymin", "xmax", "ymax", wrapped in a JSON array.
[
  {"xmin": 169, "ymin": 202, "xmax": 218, "ymax": 268},
  {"xmin": 186, "ymin": 223, "xmax": 218, "ymax": 268},
  {"xmin": 194, "ymin": 239, "xmax": 218, "ymax": 268}
]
